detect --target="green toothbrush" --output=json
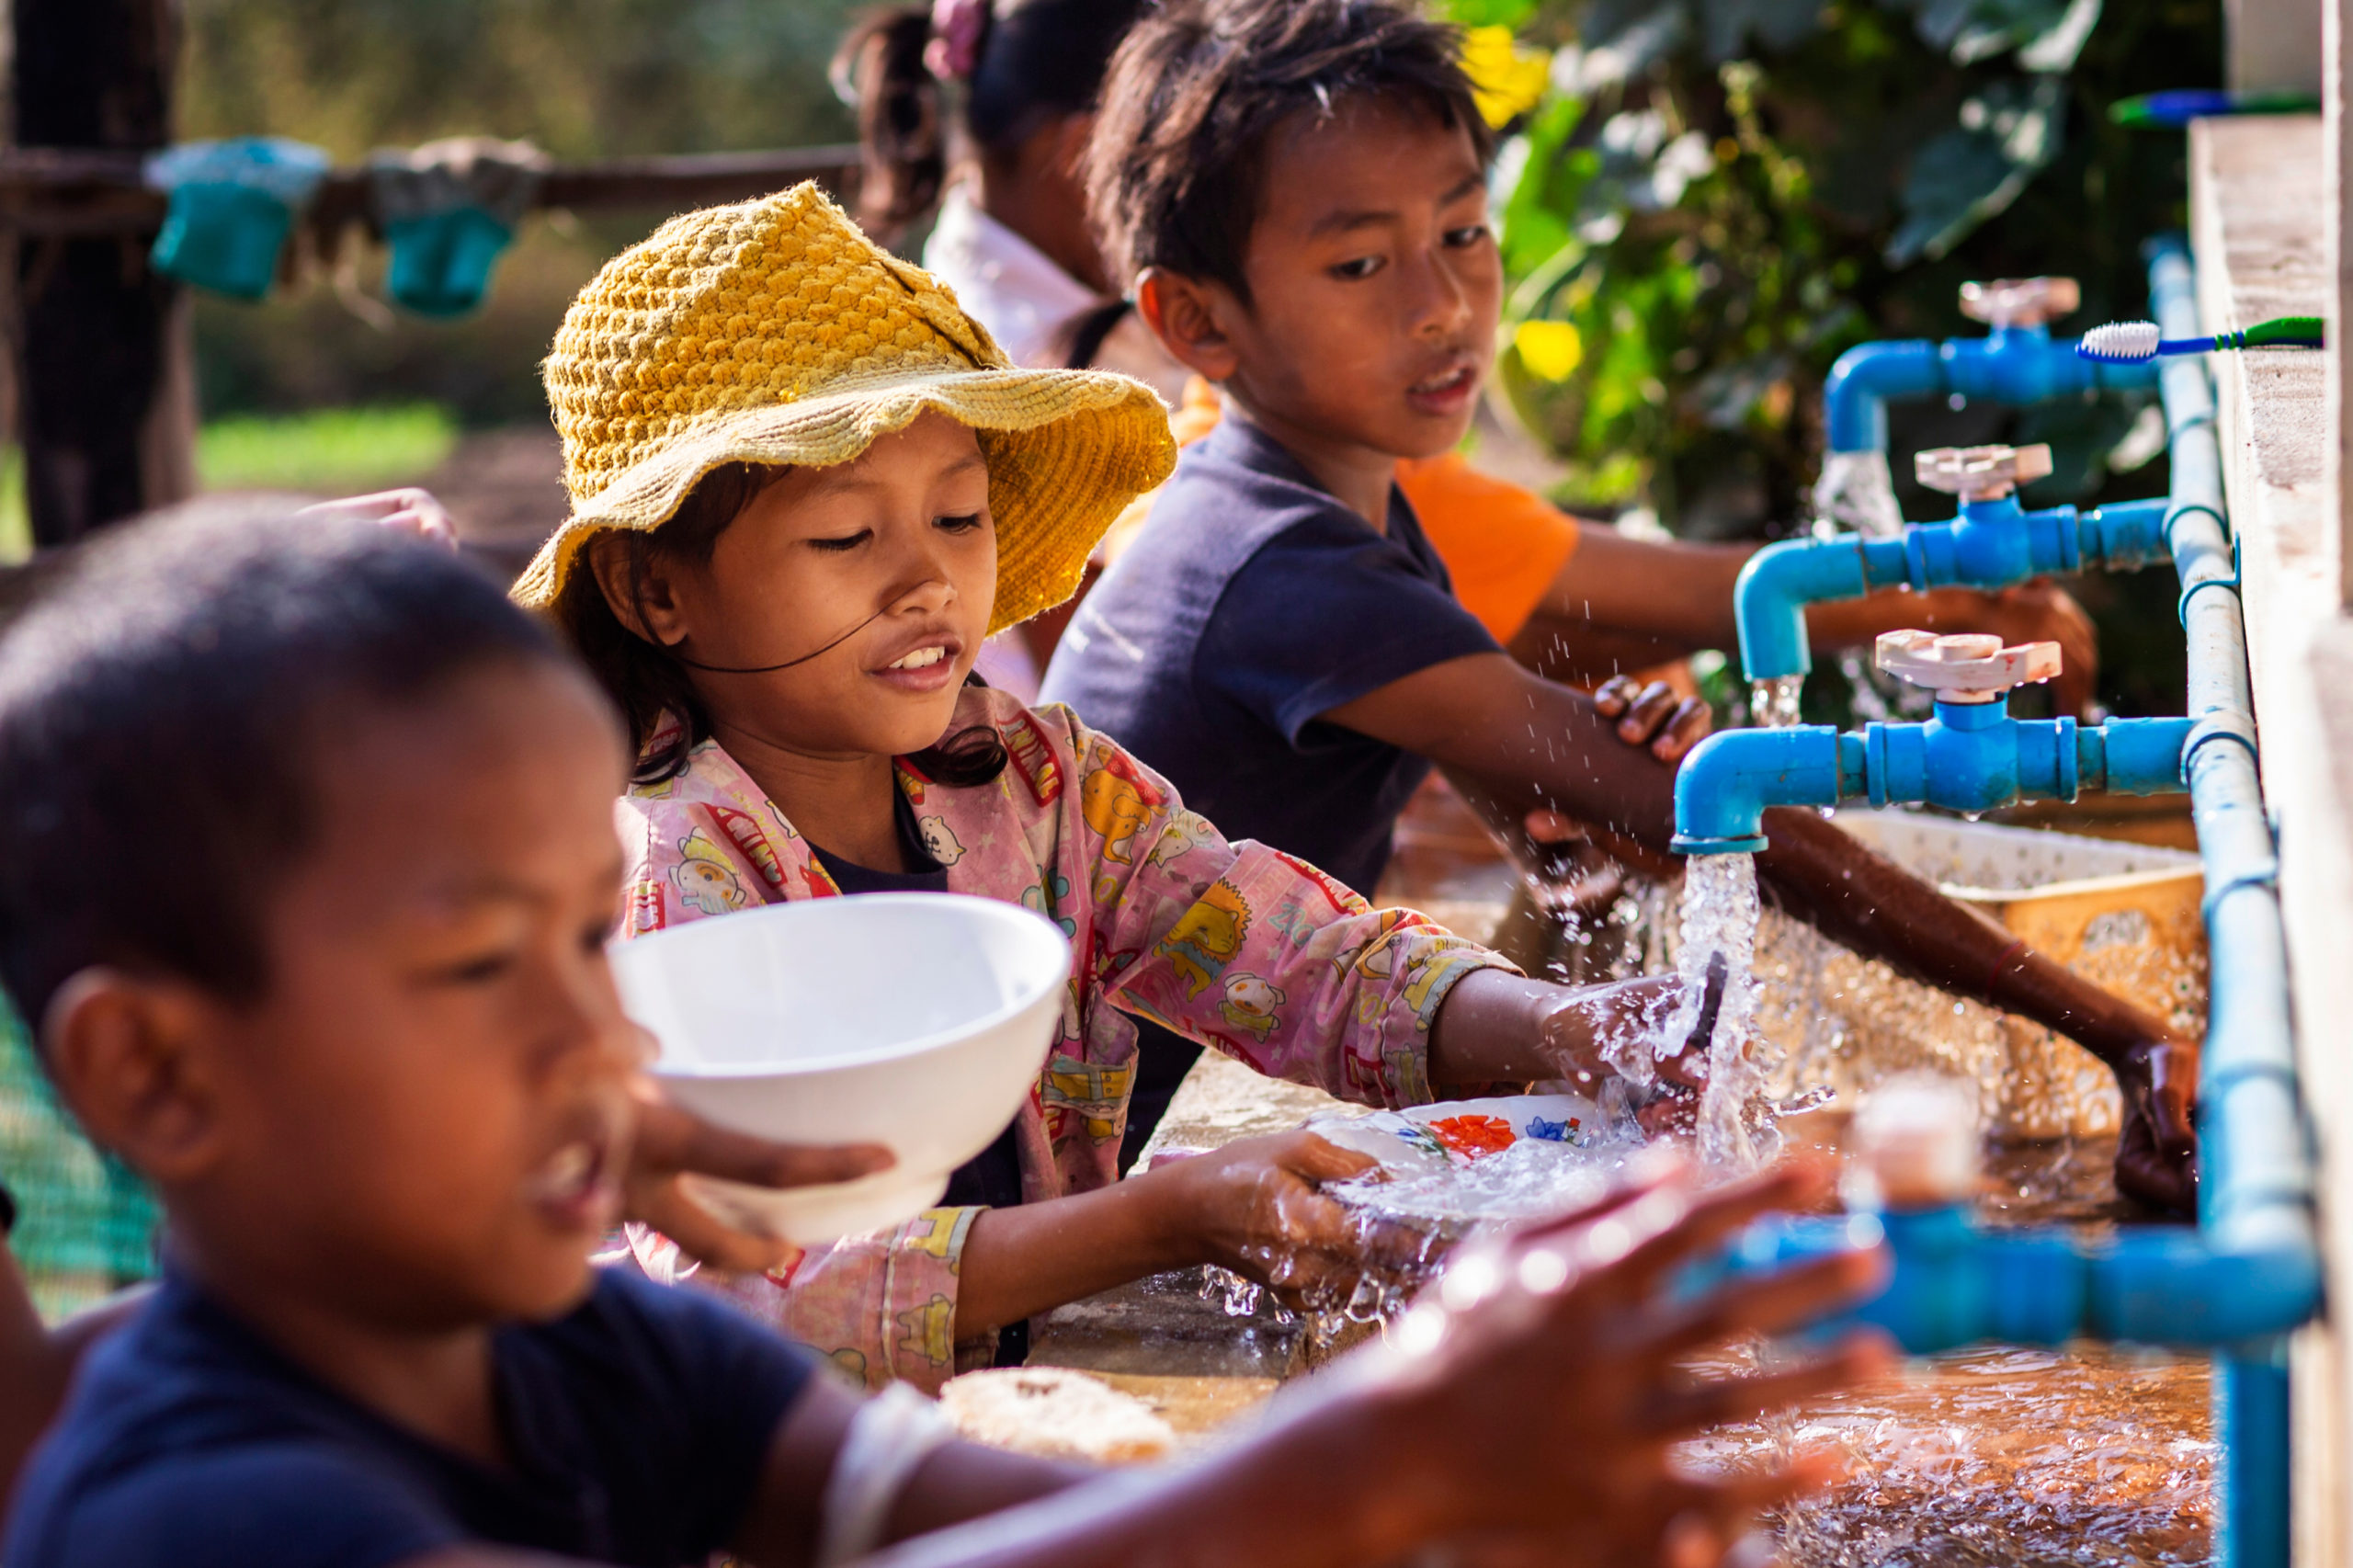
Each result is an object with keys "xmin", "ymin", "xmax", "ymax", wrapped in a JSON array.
[{"xmin": 2077, "ymin": 316, "xmax": 2325, "ymax": 363}]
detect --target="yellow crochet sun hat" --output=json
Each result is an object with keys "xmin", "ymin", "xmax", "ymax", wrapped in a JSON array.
[{"xmin": 517, "ymin": 182, "xmax": 1176, "ymax": 632}]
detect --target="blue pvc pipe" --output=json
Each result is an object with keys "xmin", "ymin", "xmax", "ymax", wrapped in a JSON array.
[
  {"xmin": 1716, "ymin": 1202, "xmax": 2320, "ymax": 1351},
  {"xmin": 1668, "ymin": 702, "xmax": 2189, "ymax": 848},
  {"xmin": 1824, "ymin": 325, "xmax": 2161, "ymax": 454},
  {"xmin": 1677, "ymin": 237, "xmax": 2315, "ymax": 1568},
  {"xmin": 1734, "ymin": 495, "xmax": 2177, "ymax": 683},
  {"xmin": 2147, "ymin": 233, "xmax": 2318, "ymax": 1568}
]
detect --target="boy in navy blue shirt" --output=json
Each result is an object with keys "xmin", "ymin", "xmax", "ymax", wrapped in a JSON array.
[
  {"xmin": 1044, "ymin": 0, "xmax": 2199, "ymax": 1213},
  {"xmin": 0, "ymin": 507, "xmax": 1884, "ymax": 1567}
]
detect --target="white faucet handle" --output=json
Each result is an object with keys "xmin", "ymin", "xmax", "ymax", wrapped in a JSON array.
[
  {"xmin": 1958, "ymin": 276, "xmax": 2080, "ymax": 328},
  {"xmin": 1913, "ymin": 442, "xmax": 2053, "ymax": 501},
  {"xmin": 1874, "ymin": 630, "xmax": 2063, "ymax": 704}
]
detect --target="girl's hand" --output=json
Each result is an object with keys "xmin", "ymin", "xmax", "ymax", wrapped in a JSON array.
[
  {"xmin": 295, "ymin": 487, "xmax": 461, "ymax": 551},
  {"xmin": 2112, "ymin": 1035, "xmax": 2199, "ymax": 1215},
  {"xmin": 624, "ymin": 1082, "xmax": 895, "ymax": 1274},
  {"xmin": 1336, "ymin": 1159, "xmax": 1888, "ymax": 1563},
  {"xmin": 1142, "ymin": 1130, "xmax": 1423, "ymax": 1309},
  {"xmin": 1593, "ymin": 674, "xmax": 1712, "ymax": 763}
]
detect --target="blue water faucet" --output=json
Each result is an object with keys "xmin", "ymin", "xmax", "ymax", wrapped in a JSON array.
[
  {"xmin": 1738, "ymin": 442, "xmax": 2173, "ymax": 683},
  {"xmin": 1671, "ymin": 631, "xmax": 2193, "ymax": 854},
  {"xmin": 1824, "ymin": 277, "xmax": 2159, "ymax": 455}
]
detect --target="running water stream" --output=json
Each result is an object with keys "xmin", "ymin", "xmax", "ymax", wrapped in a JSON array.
[{"xmin": 1813, "ymin": 449, "xmax": 1907, "ymax": 539}]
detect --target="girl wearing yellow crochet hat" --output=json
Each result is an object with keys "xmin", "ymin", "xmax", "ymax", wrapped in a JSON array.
[{"xmin": 524, "ymin": 183, "xmax": 1714, "ymax": 1390}]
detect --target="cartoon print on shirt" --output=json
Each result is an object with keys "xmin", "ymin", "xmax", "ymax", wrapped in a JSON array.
[
  {"xmin": 1218, "ymin": 972, "xmax": 1287, "ymax": 1041},
  {"xmin": 1021, "ymin": 868, "xmax": 1077, "ymax": 937},
  {"xmin": 1155, "ymin": 879, "xmax": 1252, "ymax": 998},
  {"xmin": 896, "ymin": 1294, "xmax": 958, "ymax": 1369},
  {"xmin": 1042, "ymin": 1054, "xmax": 1133, "ymax": 1144},
  {"xmin": 1079, "ymin": 749, "xmax": 1163, "ymax": 866},
  {"xmin": 616, "ymin": 690, "xmax": 1515, "ymax": 1392},
  {"xmin": 999, "ymin": 709, "xmax": 1064, "ymax": 806},
  {"xmin": 1399, "ymin": 943, "xmax": 1474, "ymax": 1028},
  {"xmin": 708, "ymin": 803, "xmax": 788, "ymax": 891},
  {"xmin": 670, "ymin": 828, "xmax": 750, "ymax": 917},
  {"xmin": 627, "ymin": 880, "xmax": 665, "ymax": 935},
  {"xmin": 920, "ymin": 816, "xmax": 966, "ymax": 867},
  {"xmin": 1264, "ymin": 896, "xmax": 1319, "ymax": 950},
  {"xmin": 1148, "ymin": 809, "xmax": 1219, "ymax": 869}
]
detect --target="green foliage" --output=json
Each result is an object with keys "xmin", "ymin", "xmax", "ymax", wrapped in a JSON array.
[
  {"xmin": 181, "ymin": 0, "xmax": 866, "ymax": 158},
  {"xmin": 1456, "ymin": 0, "xmax": 2220, "ymax": 537},
  {"xmin": 195, "ymin": 403, "xmax": 460, "ymax": 493}
]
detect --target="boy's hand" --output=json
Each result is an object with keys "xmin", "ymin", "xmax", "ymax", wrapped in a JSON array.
[
  {"xmin": 1344, "ymin": 1160, "xmax": 1888, "ymax": 1563},
  {"xmin": 2113, "ymin": 1035, "xmax": 2199, "ymax": 1214},
  {"xmin": 1593, "ymin": 675, "xmax": 1712, "ymax": 763},
  {"xmin": 624, "ymin": 1083, "xmax": 895, "ymax": 1273},
  {"xmin": 1145, "ymin": 1130, "xmax": 1427, "ymax": 1308},
  {"xmin": 295, "ymin": 487, "xmax": 461, "ymax": 551}
]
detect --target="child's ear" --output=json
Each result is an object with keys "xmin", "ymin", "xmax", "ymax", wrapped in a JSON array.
[
  {"xmin": 588, "ymin": 536, "xmax": 690, "ymax": 650},
  {"xmin": 1136, "ymin": 268, "xmax": 1242, "ymax": 382},
  {"xmin": 42, "ymin": 969, "xmax": 227, "ymax": 1187}
]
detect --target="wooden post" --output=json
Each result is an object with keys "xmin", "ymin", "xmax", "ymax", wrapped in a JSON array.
[
  {"xmin": 2333, "ymin": 0, "xmax": 2353, "ymax": 613},
  {"xmin": 10, "ymin": 0, "xmax": 193, "ymax": 548}
]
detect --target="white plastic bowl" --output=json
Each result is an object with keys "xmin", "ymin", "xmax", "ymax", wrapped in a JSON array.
[{"xmin": 611, "ymin": 893, "xmax": 1069, "ymax": 1244}]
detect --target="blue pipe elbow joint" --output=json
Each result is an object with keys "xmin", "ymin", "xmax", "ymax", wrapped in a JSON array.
[
  {"xmin": 1734, "ymin": 496, "xmax": 2176, "ymax": 684},
  {"xmin": 1669, "ymin": 724, "xmax": 1868, "ymax": 855},
  {"xmin": 1669, "ymin": 701, "xmax": 2192, "ymax": 852},
  {"xmin": 1824, "ymin": 329, "xmax": 2160, "ymax": 455}
]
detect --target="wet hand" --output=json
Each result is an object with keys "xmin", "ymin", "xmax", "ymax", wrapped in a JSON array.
[
  {"xmin": 1533, "ymin": 972, "xmax": 1713, "ymax": 1095},
  {"xmin": 2111, "ymin": 1035, "xmax": 2198, "ymax": 1215},
  {"xmin": 1151, "ymin": 1130, "xmax": 1427, "ymax": 1310},
  {"xmin": 623, "ymin": 1081, "xmax": 894, "ymax": 1274},
  {"xmin": 1594, "ymin": 675, "xmax": 1713, "ymax": 763},
  {"xmin": 1336, "ymin": 1159, "xmax": 1888, "ymax": 1563},
  {"xmin": 296, "ymin": 487, "xmax": 461, "ymax": 551}
]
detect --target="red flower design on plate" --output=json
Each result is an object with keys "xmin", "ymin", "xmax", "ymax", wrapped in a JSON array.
[{"xmin": 1427, "ymin": 1114, "xmax": 1517, "ymax": 1161}]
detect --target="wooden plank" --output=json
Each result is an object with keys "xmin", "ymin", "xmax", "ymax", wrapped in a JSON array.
[{"xmin": 0, "ymin": 143, "xmax": 861, "ymax": 238}]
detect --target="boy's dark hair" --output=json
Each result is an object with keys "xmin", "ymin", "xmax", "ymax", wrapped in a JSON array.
[
  {"xmin": 0, "ymin": 506, "xmax": 573, "ymax": 1030},
  {"xmin": 553, "ymin": 462, "xmax": 1009, "ymax": 790},
  {"xmin": 834, "ymin": 0, "xmax": 1153, "ymax": 244},
  {"xmin": 1086, "ymin": 0, "xmax": 1493, "ymax": 301}
]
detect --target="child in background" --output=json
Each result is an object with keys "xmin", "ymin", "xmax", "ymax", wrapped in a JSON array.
[
  {"xmin": 522, "ymin": 183, "xmax": 1731, "ymax": 1390},
  {"xmin": 0, "ymin": 507, "xmax": 1886, "ymax": 1568},
  {"xmin": 1042, "ymin": 0, "xmax": 2198, "ymax": 1213},
  {"xmin": 845, "ymin": 0, "xmax": 2096, "ymax": 710}
]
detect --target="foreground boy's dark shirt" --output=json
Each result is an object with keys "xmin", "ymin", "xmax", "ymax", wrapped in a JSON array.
[
  {"xmin": 1040, "ymin": 416, "xmax": 1500, "ymax": 895},
  {"xmin": 5, "ymin": 1267, "xmax": 817, "ymax": 1568}
]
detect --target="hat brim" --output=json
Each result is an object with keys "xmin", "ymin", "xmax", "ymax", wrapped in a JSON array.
[{"xmin": 512, "ymin": 364, "xmax": 1176, "ymax": 635}]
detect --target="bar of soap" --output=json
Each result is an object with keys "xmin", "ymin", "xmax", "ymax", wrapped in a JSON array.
[{"xmin": 938, "ymin": 1367, "xmax": 1178, "ymax": 1464}]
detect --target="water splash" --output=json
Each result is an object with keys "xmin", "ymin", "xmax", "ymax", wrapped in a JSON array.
[
  {"xmin": 1813, "ymin": 449, "xmax": 1906, "ymax": 539},
  {"xmin": 1666, "ymin": 853, "xmax": 1777, "ymax": 1171},
  {"xmin": 1751, "ymin": 673, "xmax": 1807, "ymax": 729}
]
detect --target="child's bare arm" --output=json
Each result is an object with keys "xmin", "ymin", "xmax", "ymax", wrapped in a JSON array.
[
  {"xmin": 749, "ymin": 1163, "xmax": 1881, "ymax": 1568},
  {"xmin": 1511, "ymin": 527, "xmax": 2099, "ymax": 717},
  {"xmin": 1324, "ymin": 653, "xmax": 2198, "ymax": 1210},
  {"xmin": 943, "ymin": 1132, "xmax": 1399, "ymax": 1336}
]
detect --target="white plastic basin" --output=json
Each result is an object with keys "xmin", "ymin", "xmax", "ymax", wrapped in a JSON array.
[{"xmin": 610, "ymin": 893, "xmax": 1070, "ymax": 1244}]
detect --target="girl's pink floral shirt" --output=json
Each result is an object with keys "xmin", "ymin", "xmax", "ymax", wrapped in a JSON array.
[{"xmin": 616, "ymin": 686, "xmax": 1511, "ymax": 1390}]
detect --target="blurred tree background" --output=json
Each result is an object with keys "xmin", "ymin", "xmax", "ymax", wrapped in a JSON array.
[
  {"xmin": 1449, "ymin": 0, "xmax": 2221, "ymax": 715},
  {"xmin": 179, "ymin": 0, "xmax": 866, "ymax": 426}
]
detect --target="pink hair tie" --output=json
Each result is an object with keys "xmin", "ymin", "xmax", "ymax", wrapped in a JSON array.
[{"xmin": 924, "ymin": 0, "xmax": 990, "ymax": 81}]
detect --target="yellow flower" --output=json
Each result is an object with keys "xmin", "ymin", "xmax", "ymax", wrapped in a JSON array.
[
  {"xmin": 1514, "ymin": 319, "xmax": 1585, "ymax": 381},
  {"xmin": 1461, "ymin": 25, "xmax": 1552, "ymax": 129}
]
